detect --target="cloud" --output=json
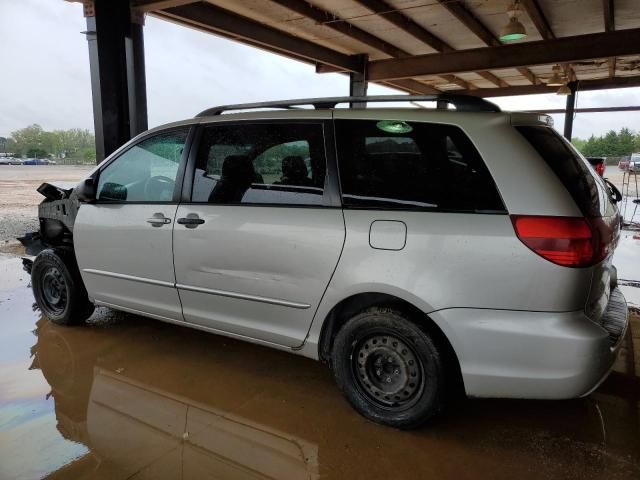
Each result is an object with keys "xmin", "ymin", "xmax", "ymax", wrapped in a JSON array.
[{"xmin": 1, "ymin": 0, "xmax": 638, "ymax": 141}]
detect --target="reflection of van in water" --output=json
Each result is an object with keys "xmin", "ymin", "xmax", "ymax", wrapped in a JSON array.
[{"xmin": 33, "ymin": 318, "xmax": 318, "ymax": 480}]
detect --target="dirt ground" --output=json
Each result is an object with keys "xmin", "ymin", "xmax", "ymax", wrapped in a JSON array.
[{"xmin": 0, "ymin": 165, "xmax": 94, "ymax": 245}]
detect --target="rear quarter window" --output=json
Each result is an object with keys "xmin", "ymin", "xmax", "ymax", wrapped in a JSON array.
[{"xmin": 516, "ymin": 126, "xmax": 605, "ymax": 217}]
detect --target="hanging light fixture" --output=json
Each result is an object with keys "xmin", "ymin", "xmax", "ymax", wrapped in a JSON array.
[
  {"xmin": 547, "ymin": 65, "xmax": 565, "ymax": 87},
  {"xmin": 556, "ymin": 83, "xmax": 572, "ymax": 95},
  {"xmin": 499, "ymin": 1, "xmax": 527, "ymax": 43}
]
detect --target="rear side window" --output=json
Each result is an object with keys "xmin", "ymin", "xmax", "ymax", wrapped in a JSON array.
[
  {"xmin": 191, "ymin": 123, "xmax": 326, "ymax": 206},
  {"xmin": 334, "ymin": 120, "xmax": 504, "ymax": 212},
  {"xmin": 516, "ymin": 126, "xmax": 603, "ymax": 217}
]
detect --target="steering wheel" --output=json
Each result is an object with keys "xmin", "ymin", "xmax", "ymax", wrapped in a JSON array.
[{"xmin": 144, "ymin": 175, "xmax": 175, "ymax": 200}]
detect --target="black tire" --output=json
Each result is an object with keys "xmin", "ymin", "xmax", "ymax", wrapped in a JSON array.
[
  {"xmin": 331, "ymin": 307, "xmax": 445, "ymax": 429},
  {"xmin": 32, "ymin": 247, "xmax": 94, "ymax": 326}
]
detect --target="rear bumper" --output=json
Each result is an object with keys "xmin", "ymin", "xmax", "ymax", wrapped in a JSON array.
[{"xmin": 430, "ymin": 288, "xmax": 629, "ymax": 399}]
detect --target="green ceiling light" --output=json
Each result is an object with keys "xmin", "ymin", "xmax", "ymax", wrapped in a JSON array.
[
  {"xmin": 376, "ymin": 120, "xmax": 413, "ymax": 134},
  {"xmin": 499, "ymin": 1, "xmax": 527, "ymax": 43}
]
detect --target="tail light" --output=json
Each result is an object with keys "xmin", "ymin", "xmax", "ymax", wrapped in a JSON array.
[
  {"xmin": 595, "ymin": 162, "xmax": 605, "ymax": 177},
  {"xmin": 511, "ymin": 215, "xmax": 614, "ymax": 267}
]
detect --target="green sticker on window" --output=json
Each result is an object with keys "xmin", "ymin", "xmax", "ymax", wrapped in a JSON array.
[{"xmin": 376, "ymin": 120, "xmax": 413, "ymax": 134}]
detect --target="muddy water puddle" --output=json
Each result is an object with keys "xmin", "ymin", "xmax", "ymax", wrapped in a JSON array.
[{"xmin": 1, "ymin": 254, "xmax": 640, "ymax": 479}]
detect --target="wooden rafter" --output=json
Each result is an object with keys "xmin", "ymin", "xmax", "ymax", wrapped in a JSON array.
[
  {"xmin": 353, "ymin": 0, "xmax": 453, "ymax": 52},
  {"xmin": 132, "ymin": 0, "xmax": 197, "ymax": 12},
  {"xmin": 267, "ymin": 0, "xmax": 439, "ymax": 94},
  {"xmin": 461, "ymin": 75, "xmax": 640, "ymax": 97},
  {"xmin": 436, "ymin": 0, "xmax": 540, "ymax": 85},
  {"xmin": 352, "ymin": 0, "xmax": 504, "ymax": 88},
  {"xmin": 520, "ymin": 0, "xmax": 574, "ymax": 82},
  {"xmin": 160, "ymin": 3, "xmax": 362, "ymax": 72},
  {"xmin": 366, "ymin": 28, "xmax": 640, "ymax": 81},
  {"xmin": 603, "ymin": 0, "xmax": 616, "ymax": 77},
  {"xmin": 520, "ymin": 0, "xmax": 554, "ymax": 40}
]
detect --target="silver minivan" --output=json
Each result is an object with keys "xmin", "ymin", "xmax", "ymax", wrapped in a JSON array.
[{"xmin": 30, "ymin": 96, "xmax": 628, "ymax": 428}]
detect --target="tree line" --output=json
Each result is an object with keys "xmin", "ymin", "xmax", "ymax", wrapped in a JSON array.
[
  {"xmin": 0, "ymin": 124, "xmax": 96, "ymax": 162},
  {"xmin": 2, "ymin": 124, "xmax": 639, "ymax": 165},
  {"xmin": 572, "ymin": 128, "xmax": 640, "ymax": 158}
]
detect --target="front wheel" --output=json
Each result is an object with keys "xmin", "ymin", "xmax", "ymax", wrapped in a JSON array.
[
  {"xmin": 32, "ymin": 247, "xmax": 94, "ymax": 326},
  {"xmin": 331, "ymin": 308, "xmax": 445, "ymax": 429}
]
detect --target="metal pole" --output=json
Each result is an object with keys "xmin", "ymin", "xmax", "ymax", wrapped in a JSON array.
[
  {"xmin": 563, "ymin": 81, "xmax": 578, "ymax": 140},
  {"xmin": 84, "ymin": 0, "xmax": 148, "ymax": 163},
  {"xmin": 349, "ymin": 55, "xmax": 368, "ymax": 108},
  {"xmin": 126, "ymin": 10, "xmax": 148, "ymax": 137}
]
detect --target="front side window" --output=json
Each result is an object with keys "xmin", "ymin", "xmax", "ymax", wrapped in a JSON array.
[
  {"xmin": 335, "ymin": 120, "xmax": 504, "ymax": 212},
  {"xmin": 191, "ymin": 123, "xmax": 326, "ymax": 205},
  {"xmin": 97, "ymin": 130, "xmax": 188, "ymax": 202}
]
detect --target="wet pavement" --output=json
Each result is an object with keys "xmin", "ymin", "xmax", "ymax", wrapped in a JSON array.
[{"xmin": 1, "ymin": 252, "xmax": 640, "ymax": 480}]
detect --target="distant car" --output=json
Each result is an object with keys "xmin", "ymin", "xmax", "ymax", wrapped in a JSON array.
[
  {"xmin": 586, "ymin": 157, "xmax": 606, "ymax": 177},
  {"xmin": 619, "ymin": 157, "xmax": 630, "ymax": 171},
  {"xmin": 23, "ymin": 158, "xmax": 50, "ymax": 165},
  {"xmin": 629, "ymin": 153, "xmax": 640, "ymax": 173},
  {"xmin": 0, "ymin": 157, "xmax": 23, "ymax": 165}
]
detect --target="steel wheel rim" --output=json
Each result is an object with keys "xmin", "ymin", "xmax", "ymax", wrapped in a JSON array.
[
  {"xmin": 351, "ymin": 333, "xmax": 424, "ymax": 410},
  {"xmin": 40, "ymin": 266, "xmax": 67, "ymax": 316}
]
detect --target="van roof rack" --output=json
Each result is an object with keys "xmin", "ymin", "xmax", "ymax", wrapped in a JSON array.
[{"xmin": 196, "ymin": 94, "xmax": 501, "ymax": 117}]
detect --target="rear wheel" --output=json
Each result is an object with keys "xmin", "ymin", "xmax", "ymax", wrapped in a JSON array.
[
  {"xmin": 32, "ymin": 247, "xmax": 94, "ymax": 326},
  {"xmin": 331, "ymin": 307, "xmax": 445, "ymax": 429}
]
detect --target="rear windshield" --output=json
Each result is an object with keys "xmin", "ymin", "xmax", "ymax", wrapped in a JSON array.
[{"xmin": 516, "ymin": 126, "xmax": 603, "ymax": 217}]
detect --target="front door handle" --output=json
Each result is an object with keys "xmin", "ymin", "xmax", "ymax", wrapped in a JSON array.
[
  {"xmin": 146, "ymin": 213, "xmax": 172, "ymax": 227},
  {"xmin": 177, "ymin": 214, "xmax": 205, "ymax": 229}
]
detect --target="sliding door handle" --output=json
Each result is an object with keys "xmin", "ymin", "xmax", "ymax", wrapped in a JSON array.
[{"xmin": 177, "ymin": 214, "xmax": 205, "ymax": 228}]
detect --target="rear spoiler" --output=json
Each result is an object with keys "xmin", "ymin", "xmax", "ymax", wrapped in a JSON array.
[{"xmin": 510, "ymin": 112, "xmax": 554, "ymax": 127}]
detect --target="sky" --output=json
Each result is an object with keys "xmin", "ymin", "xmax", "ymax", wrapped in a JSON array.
[{"xmin": 1, "ymin": 0, "xmax": 639, "ymax": 140}]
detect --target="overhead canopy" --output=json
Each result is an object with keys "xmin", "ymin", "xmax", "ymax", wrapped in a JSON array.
[{"xmin": 131, "ymin": 0, "xmax": 640, "ymax": 97}]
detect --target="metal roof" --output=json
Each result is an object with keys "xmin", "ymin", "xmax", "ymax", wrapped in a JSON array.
[{"xmin": 123, "ymin": 0, "xmax": 640, "ymax": 97}]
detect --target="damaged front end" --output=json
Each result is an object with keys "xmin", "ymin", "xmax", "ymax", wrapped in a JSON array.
[
  {"xmin": 22, "ymin": 182, "xmax": 81, "ymax": 273},
  {"xmin": 37, "ymin": 182, "xmax": 80, "ymax": 246}
]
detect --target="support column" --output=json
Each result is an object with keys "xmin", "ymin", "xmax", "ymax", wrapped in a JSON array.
[
  {"xmin": 84, "ymin": 0, "xmax": 148, "ymax": 163},
  {"xmin": 349, "ymin": 55, "xmax": 368, "ymax": 108},
  {"xmin": 563, "ymin": 81, "xmax": 578, "ymax": 141}
]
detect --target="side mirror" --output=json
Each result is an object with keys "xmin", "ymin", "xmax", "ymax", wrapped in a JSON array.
[{"xmin": 75, "ymin": 177, "xmax": 97, "ymax": 203}]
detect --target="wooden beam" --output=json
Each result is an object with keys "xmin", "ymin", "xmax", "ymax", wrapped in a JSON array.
[
  {"xmin": 384, "ymin": 79, "xmax": 440, "ymax": 94},
  {"xmin": 436, "ymin": 0, "xmax": 539, "ymax": 85},
  {"xmin": 603, "ymin": 0, "xmax": 616, "ymax": 77},
  {"xmin": 160, "ymin": 3, "xmax": 362, "ymax": 72},
  {"xmin": 132, "ymin": 0, "xmax": 197, "ymax": 12},
  {"xmin": 603, "ymin": 0, "xmax": 615, "ymax": 31},
  {"xmin": 367, "ymin": 28, "xmax": 640, "ymax": 81},
  {"xmin": 353, "ymin": 0, "xmax": 504, "ymax": 88},
  {"xmin": 520, "ymin": 0, "xmax": 555, "ymax": 40},
  {"xmin": 439, "ymin": 74, "xmax": 474, "ymax": 90},
  {"xmin": 524, "ymin": 106, "xmax": 640, "ymax": 114},
  {"xmin": 268, "ymin": 0, "xmax": 407, "ymax": 59},
  {"xmin": 461, "ymin": 75, "xmax": 640, "ymax": 97},
  {"xmin": 353, "ymin": 0, "xmax": 453, "ymax": 52},
  {"xmin": 522, "ymin": 1, "xmax": 569, "ymax": 81},
  {"xmin": 609, "ymin": 58, "xmax": 617, "ymax": 77},
  {"xmin": 436, "ymin": 0, "xmax": 499, "ymax": 46},
  {"xmin": 476, "ymin": 71, "xmax": 509, "ymax": 88}
]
